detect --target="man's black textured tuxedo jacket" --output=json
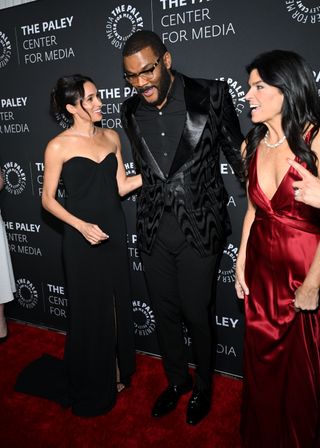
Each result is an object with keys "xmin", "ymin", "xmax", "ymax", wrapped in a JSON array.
[{"xmin": 121, "ymin": 74, "xmax": 244, "ymax": 257}]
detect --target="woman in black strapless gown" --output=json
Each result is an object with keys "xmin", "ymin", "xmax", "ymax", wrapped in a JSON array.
[
  {"xmin": 15, "ymin": 75, "xmax": 142, "ymax": 417},
  {"xmin": 62, "ymin": 152, "xmax": 135, "ymax": 416}
]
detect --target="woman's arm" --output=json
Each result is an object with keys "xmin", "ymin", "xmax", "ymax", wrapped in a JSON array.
[
  {"xmin": 235, "ymin": 141, "xmax": 257, "ymax": 299},
  {"xmin": 42, "ymin": 139, "xmax": 108, "ymax": 245},
  {"xmin": 235, "ymin": 186, "xmax": 256, "ymax": 299},
  {"xmin": 109, "ymin": 130, "xmax": 142, "ymax": 196},
  {"xmin": 294, "ymin": 242, "xmax": 320, "ymax": 310}
]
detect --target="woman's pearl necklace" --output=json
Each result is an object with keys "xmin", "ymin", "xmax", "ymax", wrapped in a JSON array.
[{"xmin": 263, "ymin": 130, "xmax": 286, "ymax": 149}]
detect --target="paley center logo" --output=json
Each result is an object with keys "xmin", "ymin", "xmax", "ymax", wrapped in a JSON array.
[
  {"xmin": 2, "ymin": 161, "xmax": 27, "ymax": 195},
  {"xmin": 15, "ymin": 278, "xmax": 39, "ymax": 309},
  {"xmin": 106, "ymin": 4, "xmax": 144, "ymax": 50},
  {"xmin": 314, "ymin": 68, "xmax": 320, "ymax": 95},
  {"xmin": 0, "ymin": 30, "xmax": 12, "ymax": 68},
  {"xmin": 55, "ymin": 112, "xmax": 70, "ymax": 130},
  {"xmin": 285, "ymin": 1, "xmax": 320, "ymax": 23},
  {"xmin": 217, "ymin": 242, "xmax": 238, "ymax": 283},
  {"xmin": 183, "ymin": 323, "xmax": 192, "ymax": 347},
  {"xmin": 132, "ymin": 299, "xmax": 156, "ymax": 336},
  {"xmin": 216, "ymin": 76, "xmax": 246, "ymax": 116}
]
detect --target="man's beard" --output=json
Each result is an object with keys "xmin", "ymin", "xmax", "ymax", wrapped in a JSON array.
[{"xmin": 138, "ymin": 64, "xmax": 172, "ymax": 107}]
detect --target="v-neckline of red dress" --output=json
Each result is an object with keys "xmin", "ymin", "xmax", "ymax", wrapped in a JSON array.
[{"xmin": 255, "ymin": 150, "xmax": 297, "ymax": 203}]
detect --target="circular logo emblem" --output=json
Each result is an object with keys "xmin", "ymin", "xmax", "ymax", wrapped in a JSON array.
[
  {"xmin": 217, "ymin": 243, "xmax": 238, "ymax": 283},
  {"xmin": 0, "ymin": 30, "xmax": 12, "ymax": 68},
  {"xmin": 216, "ymin": 77, "xmax": 246, "ymax": 115},
  {"xmin": 106, "ymin": 4, "xmax": 144, "ymax": 50},
  {"xmin": 182, "ymin": 323, "xmax": 192, "ymax": 347},
  {"xmin": 2, "ymin": 162, "xmax": 27, "ymax": 195},
  {"xmin": 285, "ymin": 1, "xmax": 320, "ymax": 24},
  {"xmin": 132, "ymin": 300, "xmax": 156, "ymax": 336},
  {"xmin": 54, "ymin": 112, "xmax": 70, "ymax": 130},
  {"xmin": 15, "ymin": 278, "xmax": 39, "ymax": 309},
  {"xmin": 313, "ymin": 69, "xmax": 320, "ymax": 95}
]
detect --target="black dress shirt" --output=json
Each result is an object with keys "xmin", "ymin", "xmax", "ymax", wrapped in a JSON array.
[{"xmin": 135, "ymin": 73, "xmax": 186, "ymax": 177}]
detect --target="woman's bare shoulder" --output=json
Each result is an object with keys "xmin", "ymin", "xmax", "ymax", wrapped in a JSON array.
[
  {"xmin": 100, "ymin": 127, "xmax": 119, "ymax": 140},
  {"xmin": 44, "ymin": 130, "xmax": 71, "ymax": 159},
  {"xmin": 100, "ymin": 127, "xmax": 120, "ymax": 149}
]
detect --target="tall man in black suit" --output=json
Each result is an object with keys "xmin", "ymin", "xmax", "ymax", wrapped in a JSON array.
[{"xmin": 121, "ymin": 30, "xmax": 243, "ymax": 425}]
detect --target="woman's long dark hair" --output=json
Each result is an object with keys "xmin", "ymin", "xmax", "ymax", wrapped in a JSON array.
[
  {"xmin": 245, "ymin": 50, "xmax": 320, "ymax": 176},
  {"xmin": 50, "ymin": 74, "xmax": 94, "ymax": 126}
]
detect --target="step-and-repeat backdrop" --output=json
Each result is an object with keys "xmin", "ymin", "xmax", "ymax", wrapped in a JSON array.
[{"xmin": 0, "ymin": 0, "xmax": 319, "ymax": 377}]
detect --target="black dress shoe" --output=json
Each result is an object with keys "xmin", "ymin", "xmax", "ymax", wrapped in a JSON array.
[
  {"xmin": 152, "ymin": 379, "xmax": 193, "ymax": 417},
  {"xmin": 186, "ymin": 388, "xmax": 211, "ymax": 425}
]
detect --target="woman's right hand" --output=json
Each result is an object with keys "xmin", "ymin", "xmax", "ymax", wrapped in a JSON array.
[
  {"xmin": 235, "ymin": 259, "xmax": 249, "ymax": 299},
  {"xmin": 78, "ymin": 221, "xmax": 109, "ymax": 245}
]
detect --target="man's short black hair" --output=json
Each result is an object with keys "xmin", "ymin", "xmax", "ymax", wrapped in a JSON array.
[{"xmin": 123, "ymin": 30, "xmax": 167, "ymax": 57}]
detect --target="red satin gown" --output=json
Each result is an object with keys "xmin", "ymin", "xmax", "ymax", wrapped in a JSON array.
[{"xmin": 242, "ymin": 148, "xmax": 320, "ymax": 447}]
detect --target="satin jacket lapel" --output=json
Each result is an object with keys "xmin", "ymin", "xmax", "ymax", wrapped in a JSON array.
[
  {"xmin": 126, "ymin": 97, "xmax": 166, "ymax": 180},
  {"xmin": 169, "ymin": 76, "xmax": 210, "ymax": 176}
]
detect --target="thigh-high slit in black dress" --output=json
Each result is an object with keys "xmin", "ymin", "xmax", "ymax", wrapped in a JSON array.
[{"xmin": 16, "ymin": 152, "xmax": 135, "ymax": 417}]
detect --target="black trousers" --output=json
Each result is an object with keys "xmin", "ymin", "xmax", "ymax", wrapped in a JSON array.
[{"xmin": 141, "ymin": 212, "xmax": 221, "ymax": 391}]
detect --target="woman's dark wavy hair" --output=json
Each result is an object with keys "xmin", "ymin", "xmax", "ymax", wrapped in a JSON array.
[
  {"xmin": 245, "ymin": 50, "xmax": 320, "ymax": 176},
  {"xmin": 50, "ymin": 74, "xmax": 94, "ymax": 126}
]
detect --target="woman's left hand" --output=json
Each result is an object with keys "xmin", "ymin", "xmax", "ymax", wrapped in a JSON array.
[{"xmin": 294, "ymin": 282, "xmax": 319, "ymax": 311}]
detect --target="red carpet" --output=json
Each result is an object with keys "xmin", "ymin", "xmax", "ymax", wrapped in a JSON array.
[{"xmin": 0, "ymin": 321, "xmax": 242, "ymax": 448}]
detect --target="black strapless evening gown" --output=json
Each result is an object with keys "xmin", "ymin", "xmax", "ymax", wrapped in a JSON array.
[{"xmin": 16, "ymin": 153, "xmax": 135, "ymax": 417}]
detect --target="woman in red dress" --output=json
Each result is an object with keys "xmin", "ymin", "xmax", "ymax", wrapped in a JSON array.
[{"xmin": 236, "ymin": 50, "xmax": 320, "ymax": 447}]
